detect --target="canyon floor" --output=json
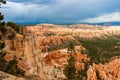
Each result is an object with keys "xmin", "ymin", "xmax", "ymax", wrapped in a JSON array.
[{"xmin": 1, "ymin": 24, "xmax": 120, "ymax": 80}]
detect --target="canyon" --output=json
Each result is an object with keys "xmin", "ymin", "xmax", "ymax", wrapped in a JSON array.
[{"xmin": 1, "ymin": 24, "xmax": 120, "ymax": 80}]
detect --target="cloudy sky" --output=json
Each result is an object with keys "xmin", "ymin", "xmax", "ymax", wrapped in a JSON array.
[{"xmin": 1, "ymin": 0, "xmax": 120, "ymax": 24}]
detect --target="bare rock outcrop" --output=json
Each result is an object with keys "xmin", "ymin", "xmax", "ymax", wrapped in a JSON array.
[
  {"xmin": 0, "ymin": 71, "xmax": 25, "ymax": 80},
  {"xmin": 87, "ymin": 59, "xmax": 120, "ymax": 80}
]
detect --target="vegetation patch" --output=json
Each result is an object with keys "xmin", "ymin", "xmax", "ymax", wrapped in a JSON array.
[{"xmin": 75, "ymin": 35, "xmax": 120, "ymax": 64}]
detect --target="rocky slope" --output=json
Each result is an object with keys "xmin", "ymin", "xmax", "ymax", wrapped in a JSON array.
[{"xmin": 0, "ymin": 71, "xmax": 25, "ymax": 80}]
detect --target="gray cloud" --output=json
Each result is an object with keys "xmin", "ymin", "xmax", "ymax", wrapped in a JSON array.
[
  {"xmin": 1, "ymin": 0, "xmax": 120, "ymax": 24},
  {"xmin": 81, "ymin": 12, "xmax": 120, "ymax": 23}
]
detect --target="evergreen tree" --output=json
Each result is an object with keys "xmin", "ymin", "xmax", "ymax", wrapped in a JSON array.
[
  {"xmin": 0, "ymin": 0, "xmax": 6, "ymax": 35},
  {"xmin": 6, "ymin": 21, "xmax": 20, "ymax": 33},
  {"xmin": 5, "ymin": 56, "xmax": 25, "ymax": 76},
  {"xmin": 0, "ymin": 0, "xmax": 6, "ymax": 56},
  {"xmin": 0, "ymin": 0, "xmax": 6, "ymax": 4},
  {"xmin": 0, "ymin": 0, "xmax": 7, "ymax": 72},
  {"xmin": 64, "ymin": 42, "xmax": 78, "ymax": 80},
  {"xmin": 0, "ymin": 0, "xmax": 25, "ymax": 76},
  {"xmin": 64, "ymin": 55, "xmax": 77, "ymax": 80}
]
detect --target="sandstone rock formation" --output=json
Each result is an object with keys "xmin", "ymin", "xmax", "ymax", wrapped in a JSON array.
[
  {"xmin": 2, "ymin": 24, "xmax": 120, "ymax": 80},
  {"xmin": 87, "ymin": 59, "xmax": 120, "ymax": 80},
  {"xmin": 0, "ymin": 71, "xmax": 25, "ymax": 80}
]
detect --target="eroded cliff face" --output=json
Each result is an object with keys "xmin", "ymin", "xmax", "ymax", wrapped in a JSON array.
[
  {"xmin": 3, "ymin": 29, "xmax": 82, "ymax": 79},
  {"xmin": 4, "ymin": 34, "xmax": 49, "ymax": 79}
]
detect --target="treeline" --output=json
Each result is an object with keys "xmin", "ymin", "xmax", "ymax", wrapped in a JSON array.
[
  {"xmin": 6, "ymin": 21, "xmax": 24, "ymax": 35},
  {"xmin": 6, "ymin": 21, "xmax": 20, "ymax": 33},
  {"xmin": 0, "ymin": 21, "xmax": 24, "ymax": 35}
]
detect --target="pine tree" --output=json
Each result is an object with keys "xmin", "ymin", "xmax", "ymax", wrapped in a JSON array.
[
  {"xmin": 0, "ymin": 0, "xmax": 7, "ymax": 71},
  {"xmin": 64, "ymin": 55, "xmax": 76, "ymax": 80},
  {"xmin": 63, "ymin": 42, "xmax": 78, "ymax": 80},
  {"xmin": 0, "ymin": 0, "xmax": 25, "ymax": 76},
  {"xmin": 0, "ymin": 0, "xmax": 6, "ymax": 35},
  {"xmin": 6, "ymin": 21, "xmax": 20, "ymax": 33},
  {"xmin": 5, "ymin": 56, "xmax": 25, "ymax": 76}
]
